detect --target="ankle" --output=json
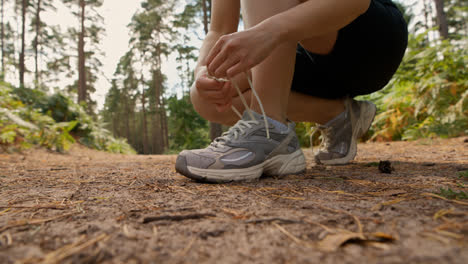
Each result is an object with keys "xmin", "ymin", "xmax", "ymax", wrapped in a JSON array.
[
  {"xmin": 250, "ymin": 106, "xmax": 287, "ymax": 125},
  {"xmin": 319, "ymin": 100, "xmax": 345, "ymax": 125}
]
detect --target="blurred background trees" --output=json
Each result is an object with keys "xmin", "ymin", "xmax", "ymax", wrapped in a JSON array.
[{"xmin": 0, "ymin": 0, "xmax": 466, "ymax": 154}]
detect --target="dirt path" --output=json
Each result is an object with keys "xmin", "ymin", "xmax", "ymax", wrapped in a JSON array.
[{"xmin": 1, "ymin": 138, "xmax": 467, "ymax": 264}]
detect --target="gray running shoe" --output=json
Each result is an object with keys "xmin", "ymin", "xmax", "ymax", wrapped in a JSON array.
[
  {"xmin": 176, "ymin": 111, "xmax": 306, "ymax": 183},
  {"xmin": 311, "ymin": 98, "xmax": 377, "ymax": 165}
]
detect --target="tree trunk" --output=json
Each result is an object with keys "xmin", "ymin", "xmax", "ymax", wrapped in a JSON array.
[
  {"xmin": 1, "ymin": 0, "xmax": 5, "ymax": 77},
  {"xmin": 433, "ymin": 0, "xmax": 449, "ymax": 39},
  {"xmin": 78, "ymin": 0, "xmax": 86, "ymax": 103},
  {"xmin": 151, "ymin": 69, "xmax": 163, "ymax": 154},
  {"xmin": 124, "ymin": 98, "xmax": 130, "ymax": 141},
  {"xmin": 19, "ymin": 0, "xmax": 27, "ymax": 87},
  {"xmin": 34, "ymin": 0, "xmax": 41, "ymax": 89},
  {"xmin": 133, "ymin": 109, "xmax": 138, "ymax": 149},
  {"xmin": 202, "ymin": 0, "xmax": 222, "ymax": 140},
  {"xmin": 161, "ymin": 96, "xmax": 169, "ymax": 151},
  {"xmin": 141, "ymin": 88, "xmax": 149, "ymax": 155},
  {"xmin": 202, "ymin": 0, "xmax": 208, "ymax": 34},
  {"xmin": 152, "ymin": 30, "xmax": 164, "ymax": 154},
  {"xmin": 112, "ymin": 114, "xmax": 118, "ymax": 137}
]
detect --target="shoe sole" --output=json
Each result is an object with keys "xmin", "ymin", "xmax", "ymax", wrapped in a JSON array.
[
  {"xmin": 319, "ymin": 101, "xmax": 377, "ymax": 165},
  {"xmin": 176, "ymin": 149, "xmax": 306, "ymax": 183}
]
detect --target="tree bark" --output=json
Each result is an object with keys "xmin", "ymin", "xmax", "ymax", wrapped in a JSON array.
[
  {"xmin": 1, "ymin": 0, "xmax": 5, "ymax": 77},
  {"xmin": 78, "ymin": 0, "xmax": 86, "ymax": 103},
  {"xmin": 151, "ymin": 29, "xmax": 165, "ymax": 154},
  {"xmin": 124, "ymin": 96, "xmax": 130, "ymax": 141},
  {"xmin": 202, "ymin": 0, "xmax": 208, "ymax": 35},
  {"xmin": 34, "ymin": 0, "xmax": 42, "ymax": 89},
  {"xmin": 433, "ymin": 0, "xmax": 449, "ymax": 39},
  {"xmin": 19, "ymin": 0, "xmax": 27, "ymax": 87},
  {"xmin": 152, "ymin": 69, "xmax": 163, "ymax": 154},
  {"xmin": 161, "ymin": 96, "xmax": 169, "ymax": 151},
  {"xmin": 141, "ymin": 87, "xmax": 149, "ymax": 155}
]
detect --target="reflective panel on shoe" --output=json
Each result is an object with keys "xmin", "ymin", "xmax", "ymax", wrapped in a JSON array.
[
  {"xmin": 312, "ymin": 98, "xmax": 377, "ymax": 165},
  {"xmin": 176, "ymin": 111, "xmax": 306, "ymax": 183}
]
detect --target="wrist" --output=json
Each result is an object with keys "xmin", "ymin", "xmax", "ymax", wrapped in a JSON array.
[{"xmin": 258, "ymin": 15, "xmax": 290, "ymax": 44}]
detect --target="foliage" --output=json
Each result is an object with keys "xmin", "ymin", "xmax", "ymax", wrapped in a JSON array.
[
  {"xmin": 358, "ymin": 32, "xmax": 467, "ymax": 141},
  {"xmin": 0, "ymin": 81, "xmax": 135, "ymax": 154},
  {"xmin": 166, "ymin": 94, "xmax": 209, "ymax": 151},
  {"xmin": 437, "ymin": 187, "xmax": 468, "ymax": 200},
  {"xmin": 459, "ymin": 170, "xmax": 468, "ymax": 179},
  {"xmin": 295, "ymin": 122, "xmax": 313, "ymax": 148}
]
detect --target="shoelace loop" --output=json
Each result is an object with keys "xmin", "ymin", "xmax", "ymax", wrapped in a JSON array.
[
  {"xmin": 310, "ymin": 125, "xmax": 332, "ymax": 154},
  {"xmin": 207, "ymin": 72, "xmax": 270, "ymax": 140},
  {"xmin": 211, "ymin": 119, "xmax": 260, "ymax": 148}
]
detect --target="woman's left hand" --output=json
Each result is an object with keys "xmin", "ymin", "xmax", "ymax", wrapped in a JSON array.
[{"xmin": 205, "ymin": 25, "xmax": 280, "ymax": 79}]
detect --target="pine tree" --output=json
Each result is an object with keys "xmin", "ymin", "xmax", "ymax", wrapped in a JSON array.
[
  {"xmin": 140, "ymin": 74, "xmax": 150, "ymax": 154},
  {"xmin": 433, "ymin": 0, "xmax": 449, "ymax": 39},
  {"xmin": 63, "ymin": 0, "xmax": 104, "ymax": 109},
  {"xmin": 30, "ymin": 0, "xmax": 55, "ymax": 89},
  {"xmin": 19, "ymin": 0, "xmax": 28, "ymax": 87},
  {"xmin": 129, "ymin": 0, "xmax": 175, "ymax": 154},
  {"xmin": 0, "ymin": 0, "xmax": 5, "ymax": 78},
  {"xmin": 175, "ymin": 0, "xmax": 222, "ymax": 141}
]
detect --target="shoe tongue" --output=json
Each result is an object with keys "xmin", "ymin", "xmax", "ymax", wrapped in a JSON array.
[{"xmin": 242, "ymin": 110, "xmax": 263, "ymax": 121}]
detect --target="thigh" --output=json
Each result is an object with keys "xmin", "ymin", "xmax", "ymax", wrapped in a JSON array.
[
  {"xmin": 241, "ymin": 0, "xmax": 301, "ymax": 28},
  {"xmin": 291, "ymin": 0, "xmax": 408, "ymax": 99}
]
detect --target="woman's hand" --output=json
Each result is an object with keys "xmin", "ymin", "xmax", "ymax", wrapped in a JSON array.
[
  {"xmin": 193, "ymin": 67, "xmax": 233, "ymax": 112},
  {"xmin": 205, "ymin": 24, "xmax": 280, "ymax": 79}
]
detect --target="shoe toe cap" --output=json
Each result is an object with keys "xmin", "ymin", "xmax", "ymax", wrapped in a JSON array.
[{"xmin": 176, "ymin": 150, "xmax": 216, "ymax": 170}]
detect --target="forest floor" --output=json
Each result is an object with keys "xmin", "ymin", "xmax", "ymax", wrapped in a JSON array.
[{"xmin": 0, "ymin": 137, "xmax": 467, "ymax": 264}]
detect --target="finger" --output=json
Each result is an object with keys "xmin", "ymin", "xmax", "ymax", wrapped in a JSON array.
[
  {"xmin": 220, "ymin": 82, "xmax": 234, "ymax": 98},
  {"xmin": 226, "ymin": 61, "xmax": 251, "ymax": 79},
  {"xmin": 202, "ymin": 83, "xmax": 232, "ymax": 102},
  {"xmin": 196, "ymin": 76, "xmax": 224, "ymax": 91},
  {"xmin": 215, "ymin": 101, "xmax": 232, "ymax": 113},
  {"xmin": 221, "ymin": 82, "xmax": 236, "ymax": 97},
  {"xmin": 207, "ymin": 49, "xmax": 228, "ymax": 76},
  {"xmin": 205, "ymin": 37, "xmax": 226, "ymax": 69},
  {"xmin": 198, "ymin": 89, "xmax": 227, "ymax": 100},
  {"xmin": 215, "ymin": 55, "xmax": 241, "ymax": 78}
]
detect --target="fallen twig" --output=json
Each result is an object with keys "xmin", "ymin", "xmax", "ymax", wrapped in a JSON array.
[
  {"xmin": 421, "ymin": 193, "xmax": 468, "ymax": 206},
  {"xmin": 245, "ymin": 218, "xmax": 304, "ymax": 224},
  {"xmin": 270, "ymin": 194, "xmax": 305, "ymax": 201},
  {"xmin": 142, "ymin": 213, "xmax": 215, "ymax": 224},
  {"xmin": 0, "ymin": 212, "xmax": 76, "ymax": 233},
  {"xmin": 273, "ymin": 222, "xmax": 312, "ymax": 247},
  {"xmin": 305, "ymin": 204, "xmax": 363, "ymax": 234},
  {"xmin": 40, "ymin": 233, "xmax": 109, "ymax": 264},
  {"xmin": 0, "ymin": 205, "xmax": 67, "ymax": 210}
]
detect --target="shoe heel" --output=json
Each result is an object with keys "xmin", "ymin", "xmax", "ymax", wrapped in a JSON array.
[{"xmin": 359, "ymin": 102, "xmax": 377, "ymax": 138}]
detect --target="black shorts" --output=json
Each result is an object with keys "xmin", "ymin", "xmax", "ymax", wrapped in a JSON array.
[{"xmin": 291, "ymin": 0, "xmax": 408, "ymax": 99}]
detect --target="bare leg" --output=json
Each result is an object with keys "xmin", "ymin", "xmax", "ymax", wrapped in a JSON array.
[
  {"xmin": 191, "ymin": 0, "xmax": 344, "ymax": 126},
  {"xmin": 241, "ymin": 0, "xmax": 300, "ymax": 124}
]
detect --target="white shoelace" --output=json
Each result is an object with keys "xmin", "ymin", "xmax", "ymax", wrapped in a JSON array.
[
  {"xmin": 310, "ymin": 125, "xmax": 331, "ymax": 153},
  {"xmin": 310, "ymin": 98, "xmax": 354, "ymax": 154},
  {"xmin": 207, "ymin": 72, "xmax": 270, "ymax": 141}
]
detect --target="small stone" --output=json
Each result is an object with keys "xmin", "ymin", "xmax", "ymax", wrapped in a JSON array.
[{"xmin": 378, "ymin": 160, "xmax": 394, "ymax": 174}]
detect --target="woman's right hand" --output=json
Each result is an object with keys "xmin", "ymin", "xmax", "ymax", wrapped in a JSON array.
[{"xmin": 193, "ymin": 67, "xmax": 233, "ymax": 112}]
